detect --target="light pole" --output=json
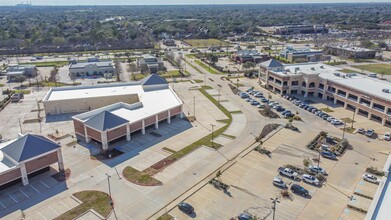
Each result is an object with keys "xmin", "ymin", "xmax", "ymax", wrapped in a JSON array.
[
  {"xmin": 106, "ymin": 174, "xmax": 113, "ymax": 207},
  {"xmin": 271, "ymin": 197, "xmax": 280, "ymax": 220},
  {"xmin": 193, "ymin": 96, "xmax": 196, "ymax": 120},
  {"xmin": 342, "ymin": 121, "xmax": 347, "ymax": 140},
  {"xmin": 351, "ymin": 107, "xmax": 356, "ymax": 129},
  {"xmin": 211, "ymin": 124, "xmax": 215, "ymax": 148}
]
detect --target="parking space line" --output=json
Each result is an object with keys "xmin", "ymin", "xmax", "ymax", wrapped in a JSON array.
[
  {"xmin": 60, "ymin": 200, "xmax": 69, "ymax": 209},
  {"xmin": 37, "ymin": 211, "xmax": 48, "ymax": 220},
  {"xmin": 49, "ymin": 205, "xmax": 59, "ymax": 215},
  {"xmin": 0, "ymin": 201, "xmax": 5, "ymax": 209},
  {"xmin": 8, "ymin": 194, "xmax": 17, "ymax": 203},
  {"xmin": 30, "ymin": 184, "xmax": 40, "ymax": 193},
  {"xmin": 40, "ymin": 180, "xmax": 50, "ymax": 188},
  {"xmin": 19, "ymin": 189, "xmax": 29, "ymax": 198}
]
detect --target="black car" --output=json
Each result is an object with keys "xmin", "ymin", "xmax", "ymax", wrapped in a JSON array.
[
  {"xmin": 178, "ymin": 202, "xmax": 194, "ymax": 214},
  {"xmin": 291, "ymin": 184, "xmax": 309, "ymax": 197}
]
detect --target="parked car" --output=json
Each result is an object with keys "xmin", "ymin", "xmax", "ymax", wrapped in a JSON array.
[
  {"xmin": 251, "ymin": 100, "xmax": 260, "ymax": 106},
  {"xmin": 260, "ymin": 98, "xmax": 269, "ymax": 103},
  {"xmin": 357, "ymin": 128, "xmax": 365, "ymax": 134},
  {"xmin": 178, "ymin": 202, "xmax": 194, "ymax": 214},
  {"xmin": 257, "ymin": 104, "xmax": 266, "ymax": 109},
  {"xmin": 278, "ymin": 167, "xmax": 299, "ymax": 179},
  {"xmin": 311, "ymin": 109, "xmax": 318, "ymax": 113},
  {"xmin": 275, "ymin": 106, "xmax": 285, "ymax": 112},
  {"xmin": 302, "ymin": 174, "xmax": 321, "ymax": 186},
  {"xmin": 384, "ymin": 132, "xmax": 391, "ymax": 141},
  {"xmin": 321, "ymin": 151, "xmax": 336, "ymax": 160},
  {"xmin": 273, "ymin": 177, "xmax": 286, "ymax": 188},
  {"xmin": 240, "ymin": 93, "xmax": 249, "ymax": 99},
  {"xmin": 362, "ymin": 174, "xmax": 380, "ymax": 184},
  {"xmin": 315, "ymin": 111, "xmax": 323, "ymax": 116},
  {"xmin": 238, "ymin": 213, "xmax": 252, "ymax": 220},
  {"xmin": 254, "ymin": 93, "xmax": 264, "ymax": 98},
  {"xmin": 308, "ymin": 165, "xmax": 327, "ymax": 175},
  {"xmin": 321, "ymin": 115, "xmax": 329, "ymax": 120},
  {"xmin": 365, "ymin": 129, "xmax": 375, "ymax": 137},
  {"xmin": 331, "ymin": 120, "xmax": 343, "ymax": 125},
  {"xmin": 245, "ymin": 98, "xmax": 252, "ymax": 102},
  {"xmin": 246, "ymin": 88, "xmax": 253, "ymax": 92},
  {"xmin": 290, "ymin": 184, "xmax": 309, "ymax": 197},
  {"xmin": 327, "ymin": 117, "xmax": 334, "ymax": 122}
]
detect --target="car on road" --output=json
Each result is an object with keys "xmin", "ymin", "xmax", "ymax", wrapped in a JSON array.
[
  {"xmin": 178, "ymin": 202, "xmax": 195, "ymax": 214},
  {"xmin": 302, "ymin": 174, "xmax": 321, "ymax": 186},
  {"xmin": 365, "ymin": 129, "xmax": 375, "ymax": 137},
  {"xmin": 238, "ymin": 213, "xmax": 252, "ymax": 220},
  {"xmin": 357, "ymin": 128, "xmax": 365, "ymax": 134},
  {"xmin": 273, "ymin": 177, "xmax": 286, "ymax": 188},
  {"xmin": 383, "ymin": 132, "xmax": 391, "ymax": 141},
  {"xmin": 308, "ymin": 165, "xmax": 327, "ymax": 175},
  {"xmin": 290, "ymin": 184, "xmax": 309, "ymax": 197},
  {"xmin": 278, "ymin": 167, "xmax": 299, "ymax": 179},
  {"xmin": 251, "ymin": 100, "xmax": 260, "ymax": 106},
  {"xmin": 362, "ymin": 174, "xmax": 380, "ymax": 184},
  {"xmin": 321, "ymin": 151, "xmax": 336, "ymax": 160}
]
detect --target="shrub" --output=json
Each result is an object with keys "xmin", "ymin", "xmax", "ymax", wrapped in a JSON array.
[
  {"xmin": 340, "ymin": 139, "xmax": 349, "ymax": 148},
  {"xmin": 366, "ymin": 166, "xmax": 385, "ymax": 176},
  {"xmin": 320, "ymin": 131, "xmax": 328, "ymax": 137},
  {"xmin": 281, "ymin": 190, "xmax": 291, "ymax": 197},
  {"xmin": 303, "ymin": 158, "xmax": 310, "ymax": 167},
  {"xmin": 316, "ymin": 173, "xmax": 326, "ymax": 182}
]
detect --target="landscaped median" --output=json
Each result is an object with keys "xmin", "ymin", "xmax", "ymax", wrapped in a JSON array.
[
  {"xmin": 194, "ymin": 60, "xmax": 222, "ymax": 74},
  {"xmin": 123, "ymin": 86, "xmax": 236, "ymax": 185},
  {"xmin": 54, "ymin": 191, "xmax": 112, "ymax": 220}
]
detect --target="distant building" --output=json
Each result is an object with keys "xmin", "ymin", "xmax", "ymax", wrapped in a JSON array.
[
  {"xmin": 0, "ymin": 134, "xmax": 64, "ymax": 188},
  {"xmin": 260, "ymin": 59, "xmax": 391, "ymax": 126},
  {"xmin": 275, "ymin": 25, "xmax": 328, "ymax": 35},
  {"xmin": 324, "ymin": 45, "xmax": 376, "ymax": 59},
  {"xmin": 68, "ymin": 60, "xmax": 115, "ymax": 78},
  {"xmin": 5, "ymin": 64, "xmax": 37, "ymax": 79},
  {"xmin": 162, "ymin": 39, "xmax": 176, "ymax": 47},
  {"xmin": 231, "ymin": 50, "xmax": 270, "ymax": 64},
  {"xmin": 137, "ymin": 55, "xmax": 164, "ymax": 73},
  {"xmin": 280, "ymin": 46, "xmax": 328, "ymax": 63}
]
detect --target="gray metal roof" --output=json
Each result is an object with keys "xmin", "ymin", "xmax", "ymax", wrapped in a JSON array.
[
  {"xmin": 260, "ymin": 59, "xmax": 284, "ymax": 68},
  {"xmin": 141, "ymin": 74, "xmax": 168, "ymax": 86},
  {"xmin": 2, "ymin": 134, "xmax": 61, "ymax": 163},
  {"xmin": 85, "ymin": 111, "xmax": 129, "ymax": 131}
]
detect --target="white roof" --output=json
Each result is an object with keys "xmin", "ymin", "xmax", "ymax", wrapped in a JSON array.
[
  {"xmin": 0, "ymin": 140, "xmax": 18, "ymax": 173},
  {"xmin": 44, "ymin": 82, "xmax": 141, "ymax": 101},
  {"xmin": 73, "ymin": 87, "xmax": 182, "ymax": 125}
]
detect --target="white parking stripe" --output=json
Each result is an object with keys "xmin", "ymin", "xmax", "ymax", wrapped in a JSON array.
[
  {"xmin": 30, "ymin": 185, "xmax": 40, "ymax": 193},
  {"xmin": 37, "ymin": 212, "xmax": 48, "ymax": 220},
  {"xmin": 60, "ymin": 200, "xmax": 69, "ymax": 209},
  {"xmin": 0, "ymin": 201, "xmax": 5, "ymax": 209},
  {"xmin": 8, "ymin": 194, "xmax": 17, "ymax": 203},
  {"xmin": 40, "ymin": 180, "xmax": 50, "ymax": 188},
  {"xmin": 49, "ymin": 206, "xmax": 59, "ymax": 214},
  {"xmin": 19, "ymin": 189, "xmax": 29, "ymax": 198}
]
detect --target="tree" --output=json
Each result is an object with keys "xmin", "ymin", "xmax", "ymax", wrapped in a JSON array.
[
  {"xmin": 15, "ymin": 75, "xmax": 26, "ymax": 87},
  {"xmin": 206, "ymin": 54, "xmax": 218, "ymax": 68},
  {"xmin": 49, "ymin": 67, "xmax": 59, "ymax": 86},
  {"xmin": 243, "ymin": 61, "xmax": 256, "ymax": 73}
]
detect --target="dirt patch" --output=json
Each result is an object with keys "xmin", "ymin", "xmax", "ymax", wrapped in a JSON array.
[
  {"xmin": 257, "ymin": 124, "xmax": 281, "ymax": 141},
  {"xmin": 259, "ymin": 107, "xmax": 280, "ymax": 118},
  {"xmin": 228, "ymin": 84, "xmax": 240, "ymax": 94}
]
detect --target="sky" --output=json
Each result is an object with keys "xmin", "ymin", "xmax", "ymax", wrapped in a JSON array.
[{"xmin": 1, "ymin": 0, "xmax": 389, "ymax": 6}]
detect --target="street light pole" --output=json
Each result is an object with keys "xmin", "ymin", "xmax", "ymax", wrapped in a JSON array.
[
  {"xmin": 211, "ymin": 124, "xmax": 215, "ymax": 148},
  {"xmin": 106, "ymin": 174, "xmax": 113, "ymax": 207},
  {"xmin": 342, "ymin": 122, "xmax": 347, "ymax": 139},
  {"xmin": 271, "ymin": 197, "xmax": 280, "ymax": 220},
  {"xmin": 351, "ymin": 107, "xmax": 356, "ymax": 129}
]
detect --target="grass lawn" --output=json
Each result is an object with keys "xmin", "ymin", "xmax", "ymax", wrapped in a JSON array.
[
  {"xmin": 123, "ymin": 166, "xmax": 162, "ymax": 186},
  {"xmin": 12, "ymin": 89, "xmax": 31, "ymax": 94},
  {"xmin": 54, "ymin": 191, "xmax": 112, "ymax": 220},
  {"xmin": 194, "ymin": 79, "xmax": 204, "ymax": 83},
  {"xmin": 184, "ymin": 38, "xmax": 224, "ymax": 47},
  {"xmin": 356, "ymin": 64, "xmax": 391, "ymax": 75},
  {"xmin": 30, "ymin": 81, "xmax": 81, "ymax": 87},
  {"xmin": 20, "ymin": 61, "xmax": 70, "ymax": 67},
  {"xmin": 157, "ymin": 213, "xmax": 174, "ymax": 220},
  {"xmin": 195, "ymin": 60, "xmax": 222, "ymax": 74},
  {"xmin": 320, "ymin": 108, "xmax": 334, "ymax": 113}
]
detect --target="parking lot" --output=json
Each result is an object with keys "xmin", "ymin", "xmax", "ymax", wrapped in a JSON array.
[{"xmin": 167, "ymin": 78, "xmax": 391, "ymax": 220}]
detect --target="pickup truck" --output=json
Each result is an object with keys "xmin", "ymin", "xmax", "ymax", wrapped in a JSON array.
[{"xmin": 278, "ymin": 167, "xmax": 299, "ymax": 179}]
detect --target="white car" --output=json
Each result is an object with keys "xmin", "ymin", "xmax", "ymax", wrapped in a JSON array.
[
  {"xmin": 362, "ymin": 174, "xmax": 380, "ymax": 184},
  {"xmin": 326, "ymin": 117, "xmax": 334, "ymax": 122},
  {"xmin": 383, "ymin": 132, "xmax": 391, "ymax": 141},
  {"xmin": 331, "ymin": 119, "xmax": 343, "ymax": 125},
  {"xmin": 272, "ymin": 177, "xmax": 286, "ymax": 188},
  {"xmin": 302, "ymin": 174, "xmax": 321, "ymax": 186}
]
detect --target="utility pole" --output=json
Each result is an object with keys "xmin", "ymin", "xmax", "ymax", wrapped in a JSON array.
[
  {"xmin": 271, "ymin": 197, "xmax": 280, "ymax": 220},
  {"xmin": 211, "ymin": 124, "xmax": 215, "ymax": 148}
]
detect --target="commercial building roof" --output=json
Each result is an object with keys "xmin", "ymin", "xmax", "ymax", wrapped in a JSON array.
[
  {"xmin": 327, "ymin": 45, "xmax": 375, "ymax": 52},
  {"xmin": 141, "ymin": 74, "xmax": 168, "ymax": 86},
  {"xmin": 1, "ymin": 134, "xmax": 60, "ymax": 163},
  {"xmin": 69, "ymin": 61, "xmax": 113, "ymax": 69},
  {"xmin": 260, "ymin": 59, "xmax": 284, "ymax": 68}
]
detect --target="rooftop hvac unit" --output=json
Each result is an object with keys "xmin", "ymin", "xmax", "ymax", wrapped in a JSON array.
[
  {"xmin": 311, "ymin": 67, "xmax": 315, "ymax": 70},
  {"xmin": 382, "ymin": 89, "xmax": 390, "ymax": 93},
  {"xmin": 320, "ymin": 65, "xmax": 324, "ymax": 69}
]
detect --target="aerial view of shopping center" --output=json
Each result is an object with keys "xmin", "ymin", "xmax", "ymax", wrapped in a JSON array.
[{"xmin": 0, "ymin": 1, "xmax": 390, "ymax": 220}]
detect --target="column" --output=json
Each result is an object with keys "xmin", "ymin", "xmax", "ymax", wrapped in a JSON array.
[
  {"xmin": 101, "ymin": 130, "xmax": 108, "ymax": 152},
  {"xmin": 57, "ymin": 148, "xmax": 65, "ymax": 173},
  {"xmin": 126, "ymin": 124, "xmax": 131, "ymax": 141},
  {"xmin": 84, "ymin": 126, "xmax": 91, "ymax": 143},
  {"xmin": 20, "ymin": 162, "xmax": 29, "ymax": 186},
  {"xmin": 180, "ymin": 105, "xmax": 184, "ymax": 119},
  {"xmin": 141, "ymin": 120, "xmax": 145, "ymax": 135},
  {"xmin": 322, "ymin": 85, "xmax": 328, "ymax": 100},
  {"xmin": 155, "ymin": 114, "xmax": 159, "ymax": 129},
  {"xmin": 168, "ymin": 109, "xmax": 171, "ymax": 124},
  {"xmin": 382, "ymin": 118, "xmax": 386, "ymax": 126},
  {"xmin": 333, "ymin": 98, "xmax": 337, "ymax": 105}
]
